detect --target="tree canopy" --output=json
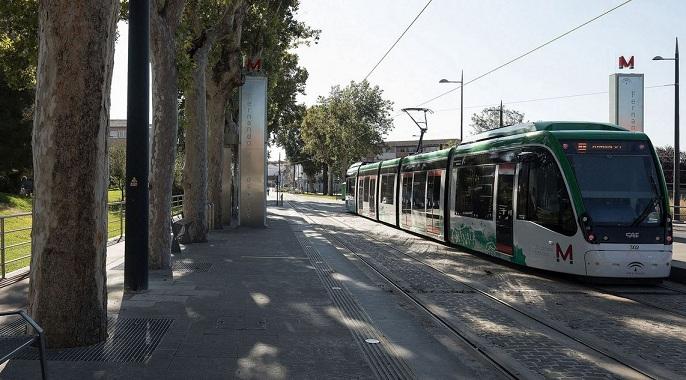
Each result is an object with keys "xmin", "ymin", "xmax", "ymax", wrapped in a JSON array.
[
  {"xmin": 0, "ymin": 0, "xmax": 128, "ymax": 187},
  {"xmin": 470, "ymin": 105, "xmax": 525, "ymax": 134},
  {"xmin": 300, "ymin": 81, "xmax": 394, "ymax": 176}
]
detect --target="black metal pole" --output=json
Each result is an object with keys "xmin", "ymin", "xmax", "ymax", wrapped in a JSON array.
[
  {"xmin": 124, "ymin": 0, "xmax": 150, "ymax": 291},
  {"xmin": 675, "ymin": 37, "xmax": 681, "ymax": 220},
  {"xmin": 499, "ymin": 100, "xmax": 504, "ymax": 128},
  {"xmin": 460, "ymin": 70, "xmax": 464, "ymax": 142}
]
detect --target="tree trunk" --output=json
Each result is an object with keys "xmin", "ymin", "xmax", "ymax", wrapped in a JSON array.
[
  {"xmin": 206, "ymin": 84, "xmax": 229, "ymax": 229},
  {"xmin": 149, "ymin": 0, "xmax": 184, "ymax": 269},
  {"xmin": 29, "ymin": 0, "xmax": 118, "ymax": 348},
  {"xmin": 182, "ymin": 54, "xmax": 210, "ymax": 243},
  {"xmin": 206, "ymin": 4, "xmax": 244, "ymax": 229},
  {"xmin": 328, "ymin": 166, "xmax": 334, "ymax": 195},
  {"xmin": 322, "ymin": 165, "xmax": 329, "ymax": 195},
  {"xmin": 181, "ymin": 0, "xmax": 240, "ymax": 242}
]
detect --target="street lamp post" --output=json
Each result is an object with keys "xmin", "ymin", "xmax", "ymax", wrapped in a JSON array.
[
  {"xmin": 439, "ymin": 70, "xmax": 464, "ymax": 143},
  {"xmin": 125, "ymin": 0, "xmax": 150, "ymax": 291},
  {"xmin": 654, "ymin": 37, "xmax": 680, "ymax": 219}
]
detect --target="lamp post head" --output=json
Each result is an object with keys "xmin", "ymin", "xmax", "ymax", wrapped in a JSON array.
[
  {"xmin": 653, "ymin": 56, "xmax": 665, "ymax": 61},
  {"xmin": 439, "ymin": 78, "xmax": 462, "ymax": 84}
]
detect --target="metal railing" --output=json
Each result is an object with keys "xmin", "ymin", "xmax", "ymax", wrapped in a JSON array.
[
  {"xmin": 0, "ymin": 211, "xmax": 32, "ymax": 278},
  {"xmin": 0, "ymin": 194, "xmax": 188, "ymax": 279}
]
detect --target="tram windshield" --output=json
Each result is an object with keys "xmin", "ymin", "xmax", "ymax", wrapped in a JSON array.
[{"xmin": 562, "ymin": 140, "xmax": 663, "ymax": 227}]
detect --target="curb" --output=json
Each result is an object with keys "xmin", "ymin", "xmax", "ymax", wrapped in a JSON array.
[{"xmin": 669, "ymin": 261, "xmax": 686, "ymax": 284}]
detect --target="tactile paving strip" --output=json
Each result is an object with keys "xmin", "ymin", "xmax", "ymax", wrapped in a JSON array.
[
  {"xmin": 14, "ymin": 317, "xmax": 173, "ymax": 363},
  {"xmin": 292, "ymin": 230, "xmax": 415, "ymax": 380}
]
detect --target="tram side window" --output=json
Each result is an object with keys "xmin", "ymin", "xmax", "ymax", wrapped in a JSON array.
[
  {"xmin": 363, "ymin": 177, "xmax": 370, "ymax": 202},
  {"xmin": 369, "ymin": 178, "xmax": 376, "ymax": 212},
  {"xmin": 455, "ymin": 165, "xmax": 495, "ymax": 220},
  {"xmin": 426, "ymin": 172, "xmax": 442, "ymax": 210},
  {"xmin": 358, "ymin": 179, "xmax": 364, "ymax": 209},
  {"xmin": 518, "ymin": 151, "xmax": 576, "ymax": 236},
  {"xmin": 402, "ymin": 174, "xmax": 413, "ymax": 214},
  {"xmin": 380, "ymin": 174, "xmax": 395, "ymax": 205},
  {"xmin": 412, "ymin": 172, "xmax": 427, "ymax": 211},
  {"xmin": 347, "ymin": 178, "xmax": 355, "ymax": 197}
]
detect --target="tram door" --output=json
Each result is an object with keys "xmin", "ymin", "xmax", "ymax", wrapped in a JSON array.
[{"xmin": 495, "ymin": 163, "xmax": 515, "ymax": 255}]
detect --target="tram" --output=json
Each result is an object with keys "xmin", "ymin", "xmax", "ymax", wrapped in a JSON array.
[{"xmin": 345, "ymin": 121, "xmax": 673, "ymax": 278}]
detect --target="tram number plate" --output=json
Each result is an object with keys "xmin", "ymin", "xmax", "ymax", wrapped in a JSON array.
[{"xmin": 630, "ymin": 244, "xmax": 639, "ymax": 250}]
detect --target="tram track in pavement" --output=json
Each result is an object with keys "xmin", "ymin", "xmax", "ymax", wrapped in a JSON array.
[
  {"xmin": 288, "ymin": 199, "xmax": 657, "ymax": 380},
  {"xmin": 293, "ymin": 198, "xmax": 686, "ymax": 380},
  {"xmin": 585, "ymin": 282, "xmax": 686, "ymax": 319},
  {"xmin": 294, "ymin": 199, "xmax": 686, "ymax": 318}
]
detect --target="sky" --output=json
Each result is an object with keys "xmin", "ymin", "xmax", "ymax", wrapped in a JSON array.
[{"xmin": 110, "ymin": 0, "xmax": 686, "ymax": 154}]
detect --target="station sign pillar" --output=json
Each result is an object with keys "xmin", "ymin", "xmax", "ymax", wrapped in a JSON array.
[
  {"xmin": 609, "ymin": 73, "xmax": 644, "ymax": 132},
  {"xmin": 238, "ymin": 75, "xmax": 268, "ymax": 227}
]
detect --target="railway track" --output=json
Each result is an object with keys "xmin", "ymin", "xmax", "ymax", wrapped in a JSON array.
[
  {"xmin": 289, "ymin": 200, "xmax": 662, "ymax": 380},
  {"xmin": 301, "ymin": 199, "xmax": 686, "ymax": 319},
  {"xmin": 587, "ymin": 282, "xmax": 686, "ymax": 319}
]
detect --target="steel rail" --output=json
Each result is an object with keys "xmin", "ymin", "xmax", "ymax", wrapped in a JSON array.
[{"xmin": 292, "ymin": 200, "xmax": 659, "ymax": 380}]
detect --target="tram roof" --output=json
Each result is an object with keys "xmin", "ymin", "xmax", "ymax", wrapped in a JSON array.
[
  {"xmin": 380, "ymin": 158, "xmax": 401, "ymax": 169},
  {"xmin": 400, "ymin": 147, "xmax": 452, "ymax": 165},
  {"xmin": 346, "ymin": 162, "xmax": 363, "ymax": 176},
  {"xmin": 359, "ymin": 161, "xmax": 381, "ymax": 174},
  {"xmin": 463, "ymin": 121, "xmax": 627, "ymax": 144}
]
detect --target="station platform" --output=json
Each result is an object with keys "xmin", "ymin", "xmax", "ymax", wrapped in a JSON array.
[
  {"xmin": 0, "ymin": 199, "xmax": 502, "ymax": 379},
  {"xmin": 669, "ymin": 224, "xmax": 686, "ymax": 283}
]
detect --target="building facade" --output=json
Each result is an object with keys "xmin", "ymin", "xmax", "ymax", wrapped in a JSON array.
[{"xmin": 365, "ymin": 138, "xmax": 458, "ymax": 161}]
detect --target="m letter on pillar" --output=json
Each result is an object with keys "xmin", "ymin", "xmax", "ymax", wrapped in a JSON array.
[
  {"xmin": 618, "ymin": 56, "xmax": 635, "ymax": 69},
  {"xmin": 245, "ymin": 58, "xmax": 262, "ymax": 72}
]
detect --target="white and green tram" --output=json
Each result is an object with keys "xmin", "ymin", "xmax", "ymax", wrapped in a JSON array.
[{"xmin": 345, "ymin": 122, "xmax": 673, "ymax": 279}]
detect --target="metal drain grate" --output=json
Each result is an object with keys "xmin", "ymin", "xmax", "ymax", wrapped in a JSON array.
[
  {"xmin": 173, "ymin": 261, "xmax": 212, "ymax": 273},
  {"xmin": 14, "ymin": 317, "xmax": 173, "ymax": 363},
  {"xmin": 0, "ymin": 316, "xmax": 29, "ymax": 336}
]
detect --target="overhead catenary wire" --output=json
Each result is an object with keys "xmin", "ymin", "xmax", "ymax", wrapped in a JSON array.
[
  {"xmin": 363, "ymin": 0, "xmax": 433, "ymax": 81},
  {"xmin": 434, "ymin": 83, "xmax": 673, "ymax": 112},
  {"xmin": 414, "ymin": 0, "xmax": 635, "ymax": 108}
]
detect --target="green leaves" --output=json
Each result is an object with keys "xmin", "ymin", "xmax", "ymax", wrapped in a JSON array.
[
  {"xmin": 300, "ymin": 80, "xmax": 394, "ymax": 176},
  {"xmin": 0, "ymin": 0, "xmax": 38, "ymax": 91},
  {"xmin": 470, "ymin": 106, "xmax": 525, "ymax": 134}
]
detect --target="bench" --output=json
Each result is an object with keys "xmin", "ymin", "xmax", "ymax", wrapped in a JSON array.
[{"xmin": 0, "ymin": 310, "xmax": 47, "ymax": 379}]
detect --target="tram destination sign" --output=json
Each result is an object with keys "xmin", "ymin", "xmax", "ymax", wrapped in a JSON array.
[
  {"xmin": 609, "ymin": 73, "xmax": 644, "ymax": 132},
  {"xmin": 561, "ymin": 140, "xmax": 649, "ymax": 154}
]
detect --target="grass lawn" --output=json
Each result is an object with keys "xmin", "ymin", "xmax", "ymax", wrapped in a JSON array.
[
  {"xmin": 0, "ymin": 191, "xmax": 125, "ymax": 273},
  {"xmin": 294, "ymin": 192, "xmax": 343, "ymax": 201}
]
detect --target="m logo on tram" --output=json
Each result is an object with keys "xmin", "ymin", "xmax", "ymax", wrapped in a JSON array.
[{"xmin": 555, "ymin": 243, "xmax": 573, "ymax": 264}]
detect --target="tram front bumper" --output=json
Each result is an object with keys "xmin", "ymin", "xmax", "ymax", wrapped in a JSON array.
[{"xmin": 584, "ymin": 249, "xmax": 672, "ymax": 278}]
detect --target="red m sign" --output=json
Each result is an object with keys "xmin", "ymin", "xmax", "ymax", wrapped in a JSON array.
[
  {"xmin": 555, "ymin": 243, "xmax": 573, "ymax": 263},
  {"xmin": 618, "ymin": 56, "xmax": 635, "ymax": 69},
  {"xmin": 245, "ymin": 58, "xmax": 262, "ymax": 72}
]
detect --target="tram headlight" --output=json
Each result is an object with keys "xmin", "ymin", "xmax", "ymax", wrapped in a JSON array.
[{"xmin": 579, "ymin": 213, "xmax": 598, "ymax": 244}]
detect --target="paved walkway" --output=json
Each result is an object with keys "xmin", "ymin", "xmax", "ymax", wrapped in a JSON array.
[
  {"xmin": 670, "ymin": 224, "xmax": 686, "ymax": 280},
  {"xmin": 0, "ymin": 199, "xmax": 502, "ymax": 379}
]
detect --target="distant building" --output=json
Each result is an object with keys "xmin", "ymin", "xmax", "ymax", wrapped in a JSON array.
[
  {"xmin": 108, "ymin": 119, "xmax": 153, "ymax": 146},
  {"xmin": 109, "ymin": 119, "xmax": 128, "ymax": 145},
  {"xmin": 365, "ymin": 138, "xmax": 458, "ymax": 161}
]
